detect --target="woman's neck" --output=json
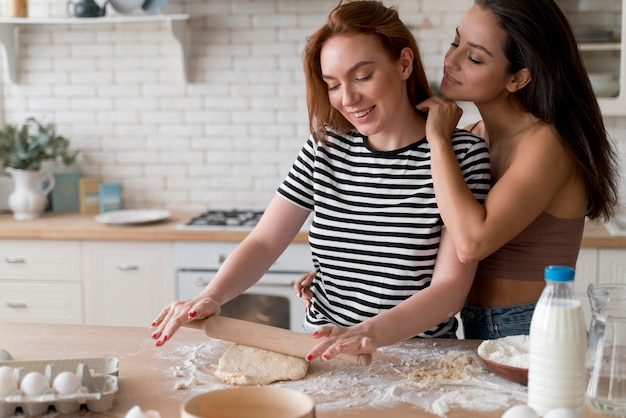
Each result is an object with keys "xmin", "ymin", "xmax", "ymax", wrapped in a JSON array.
[{"xmin": 367, "ymin": 109, "xmax": 427, "ymax": 152}]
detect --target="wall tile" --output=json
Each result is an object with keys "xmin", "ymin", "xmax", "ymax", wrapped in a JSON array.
[{"xmin": 0, "ymin": 0, "xmax": 623, "ymax": 214}]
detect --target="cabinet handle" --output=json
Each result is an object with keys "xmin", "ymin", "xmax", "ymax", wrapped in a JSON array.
[
  {"xmin": 6, "ymin": 302, "xmax": 27, "ymax": 308},
  {"xmin": 117, "ymin": 264, "xmax": 139, "ymax": 271},
  {"xmin": 194, "ymin": 277, "xmax": 210, "ymax": 287},
  {"xmin": 4, "ymin": 256, "xmax": 25, "ymax": 264}
]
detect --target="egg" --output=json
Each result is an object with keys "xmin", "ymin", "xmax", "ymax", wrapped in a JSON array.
[
  {"xmin": 543, "ymin": 408, "xmax": 579, "ymax": 418},
  {"xmin": 125, "ymin": 405, "xmax": 162, "ymax": 418},
  {"xmin": 52, "ymin": 371, "xmax": 83, "ymax": 395},
  {"xmin": 19, "ymin": 371, "xmax": 50, "ymax": 397},
  {"xmin": 0, "ymin": 374, "xmax": 17, "ymax": 397},
  {"xmin": 502, "ymin": 404, "xmax": 539, "ymax": 418},
  {"xmin": 0, "ymin": 366, "xmax": 14, "ymax": 379}
]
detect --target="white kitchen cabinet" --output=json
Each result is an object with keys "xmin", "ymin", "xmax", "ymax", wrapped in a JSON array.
[
  {"xmin": 575, "ymin": 247, "xmax": 599, "ymax": 327},
  {"xmin": 82, "ymin": 241, "xmax": 174, "ymax": 327},
  {"xmin": 556, "ymin": 0, "xmax": 626, "ymax": 115},
  {"xmin": 0, "ymin": 240, "xmax": 83, "ymax": 323},
  {"xmin": 597, "ymin": 248, "xmax": 626, "ymax": 284}
]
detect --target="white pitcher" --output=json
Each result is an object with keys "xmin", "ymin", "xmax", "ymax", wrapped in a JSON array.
[{"xmin": 5, "ymin": 167, "xmax": 55, "ymax": 220}]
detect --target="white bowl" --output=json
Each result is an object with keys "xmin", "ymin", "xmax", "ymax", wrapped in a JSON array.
[
  {"xmin": 181, "ymin": 387, "xmax": 315, "ymax": 418},
  {"xmin": 589, "ymin": 73, "xmax": 619, "ymax": 97},
  {"xmin": 109, "ymin": 0, "xmax": 144, "ymax": 14}
]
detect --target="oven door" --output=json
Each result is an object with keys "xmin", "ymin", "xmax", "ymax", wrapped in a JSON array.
[{"xmin": 176, "ymin": 270, "xmax": 306, "ymax": 332}]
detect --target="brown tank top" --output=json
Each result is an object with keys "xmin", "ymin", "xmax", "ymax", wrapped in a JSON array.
[{"xmin": 475, "ymin": 212, "xmax": 585, "ymax": 281}]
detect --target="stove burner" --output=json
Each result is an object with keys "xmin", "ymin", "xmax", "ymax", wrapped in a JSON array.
[{"xmin": 185, "ymin": 209, "xmax": 264, "ymax": 228}]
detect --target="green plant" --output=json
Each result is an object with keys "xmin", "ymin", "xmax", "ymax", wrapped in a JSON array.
[{"xmin": 0, "ymin": 117, "xmax": 79, "ymax": 171}]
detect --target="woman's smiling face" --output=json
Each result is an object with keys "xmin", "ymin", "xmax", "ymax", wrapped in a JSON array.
[
  {"xmin": 320, "ymin": 33, "xmax": 411, "ymax": 140},
  {"xmin": 440, "ymin": 5, "xmax": 513, "ymax": 105}
]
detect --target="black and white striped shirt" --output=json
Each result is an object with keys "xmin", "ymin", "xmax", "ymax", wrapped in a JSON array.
[{"xmin": 277, "ymin": 128, "xmax": 490, "ymax": 337}]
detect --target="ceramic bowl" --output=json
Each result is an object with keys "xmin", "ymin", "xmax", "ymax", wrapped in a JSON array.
[
  {"xmin": 589, "ymin": 73, "xmax": 619, "ymax": 97},
  {"xmin": 109, "ymin": 0, "xmax": 144, "ymax": 14},
  {"xmin": 181, "ymin": 387, "xmax": 315, "ymax": 418},
  {"xmin": 478, "ymin": 355, "xmax": 528, "ymax": 386}
]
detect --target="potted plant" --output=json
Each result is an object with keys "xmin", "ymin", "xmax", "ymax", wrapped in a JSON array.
[{"xmin": 0, "ymin": 117, "xmax": 79, "ymax": 220}]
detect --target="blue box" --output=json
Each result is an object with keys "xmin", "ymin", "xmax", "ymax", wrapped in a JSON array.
[
  {"xmin": 99, "ymin": 183, "xmax": 122, "ymax": 213},
  {"xmin": 51, "ymin": 172, "xmax": 80, "ymax": 213}
]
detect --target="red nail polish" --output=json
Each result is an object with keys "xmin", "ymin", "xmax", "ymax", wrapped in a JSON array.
[
  {"xmin": 188, "ymin": 311, "xmax": 197, "ymax": 318},
  {"xmin": 151, "ymin": 332, "xmax": 158, "ymax": 339},
  {"xmin": 306, "ymin": 354, "xmax": 313, "ymax": 361},
  {"xmin": 151, "ymin": 321, "xmax": 156, "ymax": 327},
  {"xmin": 311, "ymin": 331, "xmax": 318, "ymax": 337},
  {"xmin": 322, "ymin": 354, "xmax": 330, "ymax": 360}
]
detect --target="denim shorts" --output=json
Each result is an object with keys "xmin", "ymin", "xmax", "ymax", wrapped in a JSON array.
[{"xmin": 460, "ymin": 302, "xmax": 536, "ymax": 340}]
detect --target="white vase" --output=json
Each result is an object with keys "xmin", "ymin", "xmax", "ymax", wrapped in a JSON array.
[{"xmin": 5, "ymin": 167, "xmax": 55, "ymax": 221}]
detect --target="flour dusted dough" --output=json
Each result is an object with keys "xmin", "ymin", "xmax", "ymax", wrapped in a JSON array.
[{"xmin": 215, "ymin": 344, "xmax": 309, "ymax": 386}]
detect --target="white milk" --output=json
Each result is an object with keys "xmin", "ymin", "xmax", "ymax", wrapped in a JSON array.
[{"xmin": 528, "ymin": 298, "xmax": 587, "ymax": 417}]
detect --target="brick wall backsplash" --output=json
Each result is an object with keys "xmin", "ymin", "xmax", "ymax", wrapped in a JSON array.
[{"xmin": 0, "ymin": 0, "xmax": 624, "ymax": 212}]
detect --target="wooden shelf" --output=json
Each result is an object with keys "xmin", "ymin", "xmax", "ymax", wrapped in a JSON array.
[{"xmin": 0, "ymin": 14, "xmax": 190, "ymax": 83}]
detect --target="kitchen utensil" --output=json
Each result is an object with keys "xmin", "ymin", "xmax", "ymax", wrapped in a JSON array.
[
  {"xmin": 181, "ymin": 387, "xmax": 315, "ymax": 418},
  {"xmin": 66, "ymin": 0, "xmax": 108, "ymax": 17},
  {"xmin": 478, "ymin": 355, "xmax": 528, "ymax": 385},
  {"xmin": 109, "ymin": 0, "xmax": 143, "ymax": 14},
  {"xmin": 5, "ymin": 167, "xmax": 55, "ymax": 221},
  {"xmin": 184, "ymin": 316, "xmax": 372, "ymax": 366},
  {"xmin": 586, "ymin": 283, "xmax": 626, "ymax": 416}
]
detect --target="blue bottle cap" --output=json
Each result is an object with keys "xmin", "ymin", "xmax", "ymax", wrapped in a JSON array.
[{"xmin": 544, "ymin": 265, "xmax": 575, "ymax": 282}]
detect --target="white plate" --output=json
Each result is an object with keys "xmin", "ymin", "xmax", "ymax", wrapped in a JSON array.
[{"xmin": 95, "ymin": 209, "xmax": 171, "ymax": 225}]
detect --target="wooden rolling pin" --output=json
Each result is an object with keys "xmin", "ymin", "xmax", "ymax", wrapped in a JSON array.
[{"xmin": 184, "ymin": 316, "xmax": 372, "ymax": 366}]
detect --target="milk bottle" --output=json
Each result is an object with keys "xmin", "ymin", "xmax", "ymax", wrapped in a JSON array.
[{"xmin": 527, "ymin": 265, "xmax": 587, "ymax": 417}]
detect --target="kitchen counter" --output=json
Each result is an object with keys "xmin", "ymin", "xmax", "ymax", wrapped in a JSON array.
[
  {"xmin": 0, "ymin": 322, "xmax": 610, "ymax": 418},
  {"xmin": 0, "ymin": 212, "xmax": 622, "ymax": 247},
  {"xmin": 0, "ymin": 212, "xmax": 309, "ymax": 243}
]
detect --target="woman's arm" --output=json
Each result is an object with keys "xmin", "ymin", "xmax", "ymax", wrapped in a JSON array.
[
  {"xmin": 151, "ymin": 196, "xmax": 310, "ymax": 346},
  {"xmin": 305, "ymin": 228, "xmax": 477, "ymax": 361},
  {"xmin": 417, "ymin": 97, "xmax": 578, "ymax": 262}
]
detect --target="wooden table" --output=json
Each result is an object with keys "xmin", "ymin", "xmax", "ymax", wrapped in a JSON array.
[{"xmin": 0, "ymin": 322, "xmax": 611, "ymax": 418}]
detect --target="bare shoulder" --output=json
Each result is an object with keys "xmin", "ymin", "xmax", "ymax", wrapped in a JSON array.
[{"xmin": 514, "ymin": 123, "xmax": 574, "ymax": 170}]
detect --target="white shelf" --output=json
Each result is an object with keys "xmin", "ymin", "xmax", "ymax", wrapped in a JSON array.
[{"xmin": 0, "ymin": 14, "xmax": 190, "ymax": 83}]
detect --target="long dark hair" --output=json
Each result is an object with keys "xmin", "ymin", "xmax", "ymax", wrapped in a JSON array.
[
  {"xmin": 303, "ymin": 0, "xmax": 431, "ymax": 144},
  {"xmin": 475, "ymin": 0, "xmax": 619, "ymax": 221}
]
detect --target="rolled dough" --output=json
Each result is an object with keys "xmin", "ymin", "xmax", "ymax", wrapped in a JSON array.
[{"xmin": 215, "ymin": 344, "xmax": 309, "ymax": 386}]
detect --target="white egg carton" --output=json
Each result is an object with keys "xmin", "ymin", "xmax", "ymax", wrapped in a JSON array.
[{"xmin": 0, "ymin": 357, "xmax": 119, "ymax": 417}]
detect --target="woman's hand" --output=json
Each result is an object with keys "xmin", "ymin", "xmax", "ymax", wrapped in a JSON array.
[
  {"xmin": 305, "ymin": 324, "xmax": 376, "ymax": 362},
  {"xmin": 150, "ymin": 297, "xmax": 221, "ymax": 347},
  {"xmin": 294, "ymin": 270, "xmax": 316, "ymax": 311},
  {"xmin": 416, "ymin": 97, "xmax": 463, "ymax": 144}
]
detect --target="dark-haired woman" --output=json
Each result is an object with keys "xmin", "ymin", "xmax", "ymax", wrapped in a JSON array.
[{"xmin": 417, "ymin": 0, "xmax": 619, "ymax": 339}]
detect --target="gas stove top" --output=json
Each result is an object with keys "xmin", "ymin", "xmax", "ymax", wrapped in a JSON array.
[{"xmin": 178, "ymin": 209, "xmax": 264, "ymax": 230}]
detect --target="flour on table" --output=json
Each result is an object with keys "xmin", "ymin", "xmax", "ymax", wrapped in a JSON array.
[
  {"xmin": 157, "ymin": 339, "xmax": 527, "ymax": 418},
  {"xmin": 215, "ymin": 344, "xmax": 309, "ymax": 386},
  {"xmin": 477, "ymin": 335, "xmax": 529, "ymax": 369}
]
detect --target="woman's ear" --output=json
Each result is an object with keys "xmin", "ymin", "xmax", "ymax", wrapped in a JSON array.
[
  {"xmin": 399, "ymin": 47, "xmax": 414, "ymax": 80},
  {"xmin": 506, "ymin": 68, "xmax": 532, "ymax": 92}
]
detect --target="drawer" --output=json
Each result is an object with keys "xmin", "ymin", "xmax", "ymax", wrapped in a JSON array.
[
  {"xmin": 174, "ymin": 241, "xmax": 313, "ymax": 271},
  {"xmin": 0, "ymin": 282, "xmax": 83, "ymax": 324},
  {"xmin": 0, "ymin": 240, "xmax": 81, "ymax": 281}
]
